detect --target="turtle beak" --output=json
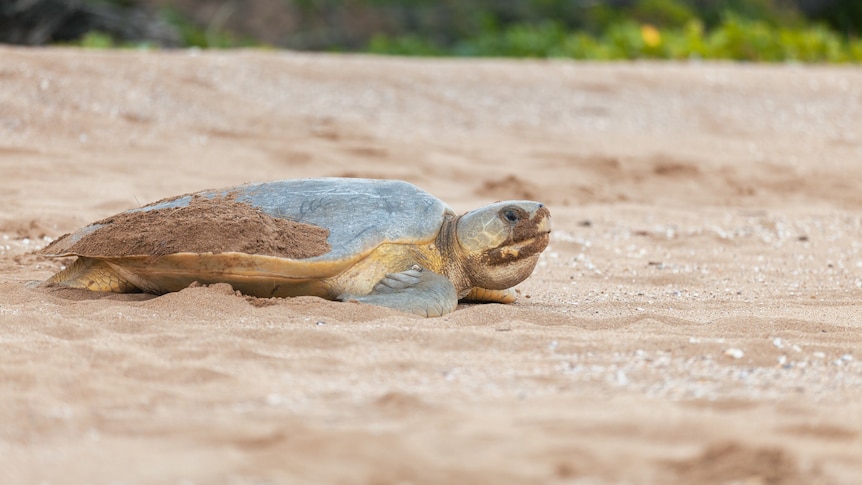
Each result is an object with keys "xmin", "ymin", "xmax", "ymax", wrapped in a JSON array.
[{"xmin": 534, "ymin": 204, "xmax": 552, "ymax": 234}]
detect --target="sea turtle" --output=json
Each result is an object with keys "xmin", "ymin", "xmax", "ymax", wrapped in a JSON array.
[{"xmin": 41, "ymin": 178, "xmax": 551, "ymax": 317}]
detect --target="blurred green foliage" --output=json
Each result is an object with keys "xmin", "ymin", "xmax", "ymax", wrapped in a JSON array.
[
  {"xmin": 68, "ymin": 5, "xmax": 253, "ymax": 49},
  {"xmin": 160, "ymin": 8, "xmax": 249, "ymax": 48},
  {"xmin": 365, "ymin": 1, "xmax": 862, "ymax": 62},
  {"xmin": 77, "ymin": 31, "xmax": 117, "ymax": 48},
  {"xmin": 63, "ymin": 0, "xmax": 862, "ymax": 62}
]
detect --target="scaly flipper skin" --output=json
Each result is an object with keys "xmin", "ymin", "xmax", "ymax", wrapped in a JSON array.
[
  {"xmin": 339, "ymin": 265, "xmax": 458, "ymax": 317},
  {"xmin": 462, "ymin": 287, "xmax": 517, "ymax": 304},
  {"xmin": 46, "ymin": 257, "xmax": 138, "ymax": 293}
]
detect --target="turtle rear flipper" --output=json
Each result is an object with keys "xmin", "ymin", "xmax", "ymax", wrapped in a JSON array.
[
  {"xmin": 340, "ymin": 266, "xmax": 457, "ymax": 317},
  {"xmin": 462, "ymin": 287, "xmax": 517, "ymax": 303},
  {"xmin": 45, "ymin": 257, "xmax": 139, "ymax": 293}
]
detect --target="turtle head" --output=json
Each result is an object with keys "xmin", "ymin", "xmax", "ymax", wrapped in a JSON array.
[{"xmin": 455, "ymin": 201, "xmax": 551, "ymax": 291}]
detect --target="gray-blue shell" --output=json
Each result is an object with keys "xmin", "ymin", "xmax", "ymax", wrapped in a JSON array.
[{"xmin": 58, "ymin": 178, "xmax": 454, "ymax": 262}]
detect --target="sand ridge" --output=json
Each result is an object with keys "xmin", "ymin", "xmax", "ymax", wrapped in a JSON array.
[{"xmin": 1, "ymin": 47, "xmax": 861, "ymax": 483}]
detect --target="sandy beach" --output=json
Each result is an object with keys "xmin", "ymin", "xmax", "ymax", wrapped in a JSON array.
[{"xmin": 1, "ymin": 47, "xmax": 861, "ymax": 483}]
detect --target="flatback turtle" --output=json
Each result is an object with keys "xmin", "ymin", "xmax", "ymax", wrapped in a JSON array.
[{"xmin": 41, "ymin": 178, "xmax": 551, "ymax": 317}]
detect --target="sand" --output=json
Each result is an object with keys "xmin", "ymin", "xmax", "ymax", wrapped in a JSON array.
[
  {"xmin": 42, "ymin": 192, "xmax": 331, "ymax": 259},
  {"xmin": 1, "ymin": 47, "xmax": 861, "ymax": 484}
]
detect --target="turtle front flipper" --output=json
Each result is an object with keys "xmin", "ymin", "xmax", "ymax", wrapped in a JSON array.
[
  {"xmin": 461, "ymin": 287, "xmax": 517, "ymax": 304},
  {"xmin": 45, "ymin": 257, "xmax": 139, "ymax": 293},
  {"xmin": 339, "ymin": 265, "xmax": 457, "ymax": 317}
]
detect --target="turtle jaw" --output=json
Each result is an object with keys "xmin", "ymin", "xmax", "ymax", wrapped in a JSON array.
[
  {"xmin": 475, "ymin": 231, "xmax": 549, "ymax": 290},
  {"xmin": 488, "ymin": 232, "xmax": 550, "ymax": 265}
]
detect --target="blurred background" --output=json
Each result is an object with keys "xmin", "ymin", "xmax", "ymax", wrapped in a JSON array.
[{"xmin": 1, "ymin": 0, "xmax": 860, "ymax": 61}]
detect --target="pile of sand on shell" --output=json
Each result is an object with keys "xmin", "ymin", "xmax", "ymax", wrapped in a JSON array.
[{"xmin": 42, "ymin": 193, "xmax": 331, "ymax": 259}]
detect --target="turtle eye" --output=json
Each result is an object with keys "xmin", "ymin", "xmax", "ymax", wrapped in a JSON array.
[{"xmin": 502, "ymin": 209, "xmax": 519, "ymax": 224}]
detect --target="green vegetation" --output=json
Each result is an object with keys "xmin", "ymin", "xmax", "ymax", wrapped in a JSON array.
[
  {"xmin": 69, "ymin": 8, "xmax": 253, "ymax": 49},
  {"xmin": 62, "ymin": 0, "xmax": 862, "ymax": 63},
  {"xmin": 160, "ymin": 8, "xmax": 255, "ymax": 49},
  {"xmin": 361, "ymin": 0, "xmax": 862, "ymax": 62},
  {"xmin": 76, "ymin": 31, "xmax": 118, "ymax": 49},
  {"xmin": 368, "ymin": 12, "xmax": 862, "ymax": 62}
]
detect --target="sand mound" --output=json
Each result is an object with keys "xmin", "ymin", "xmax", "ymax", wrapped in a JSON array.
[{"xmin": 43, "ymin": 192, "xmax": 330, "ymax": 259}]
